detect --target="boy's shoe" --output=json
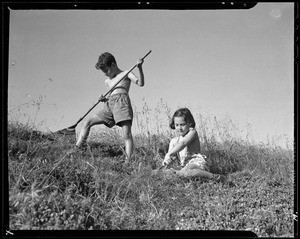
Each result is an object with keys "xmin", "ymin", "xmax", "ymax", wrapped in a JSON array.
[{"xmin": 213, "ymin": 174, "xmax": 227, "ymax": 183}]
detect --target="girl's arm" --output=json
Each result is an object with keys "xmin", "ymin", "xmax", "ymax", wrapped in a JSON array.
[
  {"xmin": 163, "ymin": 129, "xmax": 197, "ymax": 165},
  {"xmin": 163, "ymin": 138, "xmax": 177, "ymax": 165},
  {"xmin": 166, "ymin": 129, "xmax": 197, "ymax": 157}
]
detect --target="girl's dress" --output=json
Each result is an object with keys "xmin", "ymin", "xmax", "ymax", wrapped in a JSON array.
[{"xmin": 169, "ymin": 128, "xmax": 207, "ymax": 171}]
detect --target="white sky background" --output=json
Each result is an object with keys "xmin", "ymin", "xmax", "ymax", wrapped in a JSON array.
[{"xmin": 8, "ymin": 3, "xmax": 294, "ymax": 148}]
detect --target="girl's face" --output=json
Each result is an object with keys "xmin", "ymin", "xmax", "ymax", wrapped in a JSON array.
[{"xmin": 174, "ymin": 116, "xmax": 189, "ymax": 136}]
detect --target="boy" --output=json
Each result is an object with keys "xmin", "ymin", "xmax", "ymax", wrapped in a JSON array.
[{"xmin": 69, "ymin": 52, "xmax": 145, "ymax": 163}]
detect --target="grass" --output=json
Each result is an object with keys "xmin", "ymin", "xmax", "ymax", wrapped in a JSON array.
[{"xmin": 7, "ymin": 100, "xmax": 295, "ymax": 237}]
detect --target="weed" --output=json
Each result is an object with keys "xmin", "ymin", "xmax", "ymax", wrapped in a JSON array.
[{"xmin": 7, "ymin": 99, "xmax": 294, "ymax": 236}]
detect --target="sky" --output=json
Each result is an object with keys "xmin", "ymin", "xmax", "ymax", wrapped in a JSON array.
[{"xmin": 7, "ymin": 3, "xmax": 294, "ymax": 148}]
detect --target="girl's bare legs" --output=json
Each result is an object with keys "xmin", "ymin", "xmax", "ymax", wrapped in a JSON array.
[
  {"xmin": 120, "ymin": 121, "xmax": 133, "ymax": 162},
  {"xmin": 177, "ymin": 168, "xmax": 214, "ymax": 179},
  {"xmin": 177, "ymin": 163, "xmax": 226, "ymax": 182},
  {"xmin": 76, "ymin": 114, "xmax": 106, "ymax": 148}
]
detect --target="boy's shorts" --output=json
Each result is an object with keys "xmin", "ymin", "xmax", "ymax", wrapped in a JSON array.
[{"xmin": 96, "ymin": 93, "xmax": 133, "ymax": 128}]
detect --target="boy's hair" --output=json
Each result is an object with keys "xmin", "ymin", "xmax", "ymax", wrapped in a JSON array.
[
  {"xmin": 95, "ymin": 52, "xmax": 117, "ymax": 70},
  {"xmin": 169, "ymin": 108, "xmax": 196, "ymax": 129}
]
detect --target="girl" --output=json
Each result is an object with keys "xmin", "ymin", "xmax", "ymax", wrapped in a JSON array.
[{"xmin": 163, "ymin": 108, "xmax": 226, "ymax": 182}]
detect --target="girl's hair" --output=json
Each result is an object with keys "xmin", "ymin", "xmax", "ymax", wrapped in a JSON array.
[
  {"xmin": 169, "ymin": 108, "xmax": 196, "ymax": 129},
  {"xmin": 95, "ymin": 52, "xmax": 117, "ymax": 70}
]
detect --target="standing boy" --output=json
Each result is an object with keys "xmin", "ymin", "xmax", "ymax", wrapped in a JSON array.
[{"xmin": 69, "ymin": 52, "xmax": 145, "ymax": 163}]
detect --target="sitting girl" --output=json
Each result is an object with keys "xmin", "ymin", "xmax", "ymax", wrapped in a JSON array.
[{"xmin": 163, "ymin": 108, "xmax": 226, "ymax": 183}]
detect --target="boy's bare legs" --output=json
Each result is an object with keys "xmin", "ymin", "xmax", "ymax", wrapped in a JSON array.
[
  {"xmin": 120, "ymin": 121, "xmax": 133, "ymax": 163},
  {"xmin": 76, "ymin": 114, "xmax": 106, "ymax": 148},
  {"xmin": 73, "ymin": 117, "xmax": 134, "ymax": 163}
]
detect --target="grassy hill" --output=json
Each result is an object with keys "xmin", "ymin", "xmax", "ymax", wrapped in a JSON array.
[{"xmin": 7, "ymin": 118, "xmax": 294, "ymax": 236}]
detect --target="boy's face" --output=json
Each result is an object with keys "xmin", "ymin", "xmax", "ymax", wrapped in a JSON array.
[
  {"xmin": 101, "ymin": 63, "xmax": 116, "ymax": 79},
  {"xmin": 174, "ymin": 116, "xmax": 189, "ymax": 136}
]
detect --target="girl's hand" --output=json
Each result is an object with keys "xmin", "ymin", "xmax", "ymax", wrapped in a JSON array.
[{"xmin": 163, "ymin": 154, "xmax": 172, "ymax": 166}]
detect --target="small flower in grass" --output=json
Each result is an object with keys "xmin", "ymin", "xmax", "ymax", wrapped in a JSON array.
[
  {"xmin": 37, "ymin": 157, "xmax": 48, "ymax": 164},
  {"xmin": 18, "ymin": 153, "xmax": 27, "ymax": 161},
  {"xmin": 139, "ymin": 192, "xmax": 148, "ymax": 204}
]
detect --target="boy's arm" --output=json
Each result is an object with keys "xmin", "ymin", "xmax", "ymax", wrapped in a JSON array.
[
  {"xmin": 104, "ymin": 79, "xmax": 110, "ymax": 92},
  {"xmin": 98, "ymin": 80, "xmax": 110, "ymax": 102},
  {"xmin": 128, "ymin": 58, "xmax": 145, "ymax": 86}
]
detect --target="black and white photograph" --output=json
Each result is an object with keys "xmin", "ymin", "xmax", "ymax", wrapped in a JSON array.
[{"xmin": 3, "ymin": 2, "xmax": 296, "ymax": 237}]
